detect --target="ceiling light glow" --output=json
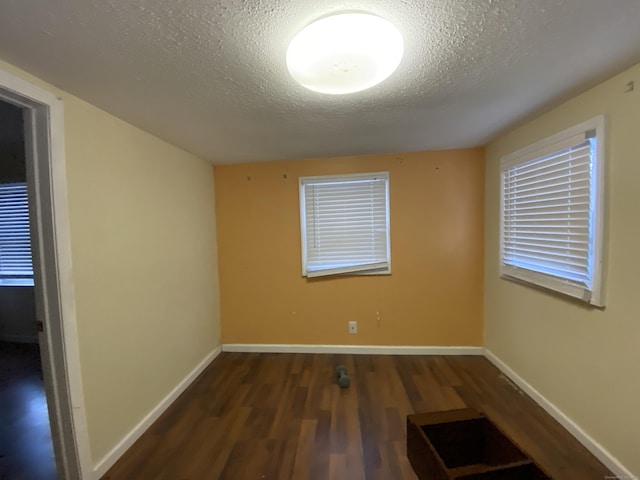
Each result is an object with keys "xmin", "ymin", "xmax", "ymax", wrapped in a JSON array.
[{"xmin": 286, "ymin": 13, "xmax": 404, "ymax": 95}]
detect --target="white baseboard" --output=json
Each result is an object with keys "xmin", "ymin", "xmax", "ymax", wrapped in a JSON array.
[
  {"xmin": 484, "ymin": 349, "xmax": 636, "ymax": 479},
  {"xmin": 0, "ymin": 334, "xmax": 39, "ymax": 344},
  {"xmin": 222, "ymin": 344, "xmax": 483, "ymax": 355},
  {"xmin": 92, "ymin": 346, "xmax": 222, "ymax": 479}
]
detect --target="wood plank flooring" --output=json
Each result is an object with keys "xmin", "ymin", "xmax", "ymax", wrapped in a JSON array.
[{"xmin": 103, "ymin": 353, "xmax": 611, "ymax": 480}]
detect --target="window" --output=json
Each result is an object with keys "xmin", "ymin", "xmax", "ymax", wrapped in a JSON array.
[
  {"xmin": 0, "ymin": 182, "xmax": 34, "ymax": 286},
  {"xmin": 500, "ymin": 116, "xmax": 605, "ymax": 306},
  {"xmin": 299, "ymin": 172, "xmax": 390, "ymax": 277}
]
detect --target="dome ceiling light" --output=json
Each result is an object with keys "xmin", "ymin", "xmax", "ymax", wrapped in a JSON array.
[{"xmin": 286, "ymin": 13, "xmax": 404, "ymax": 95}]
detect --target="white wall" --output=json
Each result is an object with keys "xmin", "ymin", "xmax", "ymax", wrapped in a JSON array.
[{"xmin": 485, "ymin": 62, "xmax": 640, "ymax": 476}]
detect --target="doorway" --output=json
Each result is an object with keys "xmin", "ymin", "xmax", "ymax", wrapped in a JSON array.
[
  {"xmin": 0, "ymin": 69, "xmax": 91, "ymax": 478},
  {"xmin": 0, "ymin": 98, "xmax": 56, "ymax": 478}
]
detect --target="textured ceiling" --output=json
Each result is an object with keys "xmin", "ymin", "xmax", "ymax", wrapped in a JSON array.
[{"xmin": 1, "ymin": 1, "xmax": 640, "ymax": 164}]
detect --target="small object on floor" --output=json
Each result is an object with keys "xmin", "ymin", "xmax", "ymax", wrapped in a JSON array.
[{"xmin": 336, "ymin": 365, "xmax": 350, "ymax": 388}]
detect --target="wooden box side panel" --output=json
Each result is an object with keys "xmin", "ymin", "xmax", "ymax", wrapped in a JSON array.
[{"xmin": 407, "ymin": 417, "xmax": 451, "ymax": 480}]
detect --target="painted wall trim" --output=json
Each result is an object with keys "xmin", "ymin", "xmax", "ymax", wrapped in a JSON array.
[
  {"xmin": 484, "ymin": 349, "xmax": 635, "ymax": 479},
  {"xmin": 222, "ymin": 344, "xmax": 483, "ymax": 355},
  {"xmin": 0, "ymin": 334, "xmax": 38, "ymax": 344},
  {"xmin": 93, "ymin": 346, "xmax": 222, "ymax": 479}
]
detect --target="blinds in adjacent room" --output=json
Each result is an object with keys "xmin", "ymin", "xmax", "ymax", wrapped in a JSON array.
[
  {"xmin": 0, "ymin": 182, "xmax": 34, "ymax": 282},
  {"xmin": 300, "ymin": 172, "xmax": 390, "ymax": 277}
]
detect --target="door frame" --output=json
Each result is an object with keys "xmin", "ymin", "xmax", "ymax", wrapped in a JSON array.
[{"xmin": 0, "ymin": 68, "xmax": 92, "ymax": 479}]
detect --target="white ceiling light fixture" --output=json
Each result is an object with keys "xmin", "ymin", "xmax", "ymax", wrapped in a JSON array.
[{"xmin": 286, "ymin": 13, "xmax": 404, "ymax": 95}]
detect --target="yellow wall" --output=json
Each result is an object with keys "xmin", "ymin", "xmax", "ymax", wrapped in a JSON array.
[
  {"xmin": 0, "ymin": 59, "xmax": 221, "ymax": 463},
  {"xmin": 485, "ymin": 62, "xmax": 640, "ymax": 476},
  {"xmin": 216, "ymin": 149, "xmax": 484, "ymax": 346}
]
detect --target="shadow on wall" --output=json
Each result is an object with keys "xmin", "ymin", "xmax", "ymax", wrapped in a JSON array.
[{"xmin": 0, "ymin": 287, "xmax": 37, "ymax": 342}]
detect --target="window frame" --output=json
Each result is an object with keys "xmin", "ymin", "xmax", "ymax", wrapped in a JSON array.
[
  {"xmin": 499, "ymin": 115, "xmax": 606, "ymax": 306},
  {"xmin": 299, "ymin": 171, "xmax": 391, "ymax": 278}
]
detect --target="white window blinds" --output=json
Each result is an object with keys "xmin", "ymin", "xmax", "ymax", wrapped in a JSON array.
[
  {"xmin": 503, "ymin": 138, "xmax": 593, "ymax": 284},
  {"xmin": 500, "ymin": 116, "xmax": 605, "ymax": 306},
  {"xmin": 299, "ymin": 172, "xmax": 390, "ymax": 277},
  {"xmin": 0, "ymin": 182, "xmax": 34, "ymax": 283}
]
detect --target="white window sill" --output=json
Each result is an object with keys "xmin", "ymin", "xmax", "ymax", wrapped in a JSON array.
[{"xmin": 500, "ymin": 266, "xmax": 603, "ymax": 307}]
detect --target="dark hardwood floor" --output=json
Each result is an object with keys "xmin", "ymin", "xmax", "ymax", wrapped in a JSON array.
[
  {"xmin": 103, "ymin": 353, "xmax": 611, "ymax": 480},
  {"xmin": 0, "ymin": 341, "xmax": 56, "ymax": 480}
]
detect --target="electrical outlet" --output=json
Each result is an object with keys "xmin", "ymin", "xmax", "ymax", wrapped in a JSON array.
[{"xmin": 348, "ymin": 321, "xmax": 357, "ymax": 334}]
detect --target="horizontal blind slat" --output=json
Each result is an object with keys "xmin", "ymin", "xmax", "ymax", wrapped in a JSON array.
[
  {"xmin": 506, "ymin": 147, "xmax": 590, "ymax": 179},
  {"xmin": 503, "ymin": 172, "xmax": 590, "ymax": 195},
  {"xmin": 505, "ymin": 161, "xmax": 590, "ymax": 188}
]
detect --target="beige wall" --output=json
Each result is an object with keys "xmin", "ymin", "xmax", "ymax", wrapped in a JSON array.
[
  {"xmin": 0, "ymin": 59, "xmax": 221, "ymax": 463},
  {"xmin": 216, "ymin": 149, "xmax": 484, "ymax": 346},
  {"xmin": 485, "ymin": 62, "xmax": 640, "ymax": 475}
]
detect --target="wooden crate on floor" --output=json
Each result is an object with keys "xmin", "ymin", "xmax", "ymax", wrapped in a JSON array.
[{"xmin": 407, "ymin": 408, "xmax": 551, "ymax": 480}]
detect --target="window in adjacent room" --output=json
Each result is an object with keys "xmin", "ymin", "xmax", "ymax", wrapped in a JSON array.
[
  {"xmin": 0, "ymin": 182, "xmax": 34, "ymax": 286},
  {"xmin": 299, "ymin": 172, "xmax": 390, "ymax": 277},
  {"xmin": 500, "ymin": 116, "xmax": 605, "ymax": 306}
]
